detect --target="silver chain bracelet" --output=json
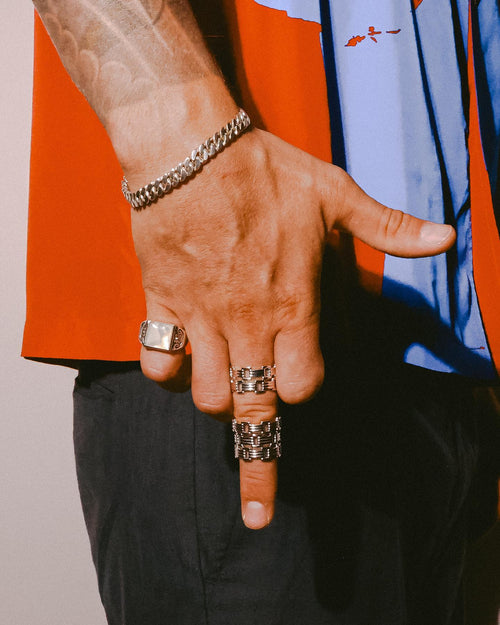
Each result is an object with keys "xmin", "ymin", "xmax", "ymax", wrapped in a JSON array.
[{"xmin": 121, "ymin": 109, "xmax": 251, "ymax": 210}]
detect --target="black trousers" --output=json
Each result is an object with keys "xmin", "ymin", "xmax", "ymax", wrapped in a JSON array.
[{"xmin": 73, "ymin": 355, "xmax": 499, "ymax": 625}]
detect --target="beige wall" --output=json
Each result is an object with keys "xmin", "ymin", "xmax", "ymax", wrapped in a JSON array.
[{"xmin": 0, "ymin": 3, "xmax": 106, "ymax": 624}]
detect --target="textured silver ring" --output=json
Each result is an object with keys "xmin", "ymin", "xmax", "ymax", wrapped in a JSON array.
[
  {"xmin": 139, "ymin": 320, "xmax": 187, "ymax": 352},
  {"xmin": 231, "ymin": 379, "xmax": 276, "ymax": 393},
  {"xmin": 232, "ymin": 416, "xmax": 282, "ymax": 461},
  {"xmin": 230, "ymin": 365, "xmax": 277, "ymax": 394}
]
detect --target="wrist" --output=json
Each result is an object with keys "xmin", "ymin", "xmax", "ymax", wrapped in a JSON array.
[
  {"xmin": 106, "ymin": 75, "xmax": 238, "ymax": 188},
  {"xmin": 121, "ymin": 109, "xmax": 252, "ymax": 209}
]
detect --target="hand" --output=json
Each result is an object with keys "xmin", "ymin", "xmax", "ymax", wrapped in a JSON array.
[
  {"xmin": 33, "ymin": 0, "xmax": 455, "ymax": 531},
  {"xmin": 130, "ymin": 127, "xmax": 455, "ymax": 530}
]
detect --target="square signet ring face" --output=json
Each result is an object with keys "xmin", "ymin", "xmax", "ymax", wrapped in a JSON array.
[{"xmin": 139, "ymin": 320, "xmax": 187, "ymax": 352}]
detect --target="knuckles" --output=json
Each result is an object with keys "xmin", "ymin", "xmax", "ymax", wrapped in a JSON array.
[
  {"xmin": 380, "ymin": 209, "xmax": 409, "ymax": 241},
  {"xmin": 227, "ymin": 291, "xmax": 307, "ymax": 333},
  {"xmin": 140, "ymin": 357, "xmax": 192, "ymax": 394},
  {"xmin": 240, "ymin": 470, "xmax": 276, "ymax": 494},
  {"xmin": 233, "ymin": 402, "xmax": 277, "ymax": 422},
  {"xmin": 141, "ymin": 360, "xmax": 176, "ymax": 383},
  {"xmin": 277, "ymin": 365, "xmax": 324, "ymax": 404},
  {"xmin": 192, "ymin": 391, "xmax": 232, "ymax": 417}
]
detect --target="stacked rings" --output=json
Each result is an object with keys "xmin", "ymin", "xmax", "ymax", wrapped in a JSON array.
[
  {"xmin": 232, "ymin": 417, "xmax": 282, "ymax": 462},
  {"xmin": 230, "ymin": 365, "xmax": 277, "ymax": 394}
]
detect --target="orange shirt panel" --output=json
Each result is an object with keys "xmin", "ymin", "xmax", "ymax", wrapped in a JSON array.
[{"xmin": 23, "ymin": 16, "xmax": 145, "ymax": 361}]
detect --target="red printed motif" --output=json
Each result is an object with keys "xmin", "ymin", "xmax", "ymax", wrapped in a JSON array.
[{"xmin": 345, "ymin": 27, "xmax": 401, "ymax": 47}]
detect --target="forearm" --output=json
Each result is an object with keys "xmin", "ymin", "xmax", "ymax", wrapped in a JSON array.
[{"xmin": 33, "ymin": 0, "xmax": 237, "ymax": 183}]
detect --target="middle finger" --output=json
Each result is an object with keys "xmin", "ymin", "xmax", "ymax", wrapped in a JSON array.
[{"xmin": 228, "ymin": 334, "xmax": 279, "ymax": 530}]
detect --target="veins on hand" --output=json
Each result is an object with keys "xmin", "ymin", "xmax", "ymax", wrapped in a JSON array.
[{"xmin": 33, "ymin": 0, "xmax": 217, "ymax": 122}]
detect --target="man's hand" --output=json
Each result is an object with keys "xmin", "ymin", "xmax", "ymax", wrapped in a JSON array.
[
  {"xmin": 34, "ymin": 0, "xmax": 455, "ymax": 530},
  {"xmin": 130, "ymin": 127, "xmax": 455, "ymax": 529}
]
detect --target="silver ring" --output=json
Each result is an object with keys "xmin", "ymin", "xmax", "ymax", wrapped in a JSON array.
[
  {"xmin": 139, "ymin": 320, "xmax": 187, "ymax": 352},
  {"xmin": 229, "ymin": 365, "xmax": 277, "ymax": 394},
  {"xmin": 232, "ymin": 416, "xmax": 282, "ymax": 461}
]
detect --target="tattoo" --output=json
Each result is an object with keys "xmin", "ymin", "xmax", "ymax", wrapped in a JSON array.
[{"xmin": 33, "ymin": 0, "xmax": 218, "ymax": 122}]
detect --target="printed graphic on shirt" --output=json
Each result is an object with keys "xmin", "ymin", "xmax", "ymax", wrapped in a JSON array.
[
  {"xmin": 345, "ymin": 27, "xmax": 402, "ymax": 47},
  {"xmin": 252, "ymin": 0, "xmax": 320, "ymax": 23},
  {"xmin": 343, "ymin": 0, "xmax": 424, "ymax": 48}
]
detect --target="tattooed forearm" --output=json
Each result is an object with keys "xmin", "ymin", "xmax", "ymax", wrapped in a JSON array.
[{"xmin": 33, "ymin": 0, "xmax": 221, "ymax": 123}]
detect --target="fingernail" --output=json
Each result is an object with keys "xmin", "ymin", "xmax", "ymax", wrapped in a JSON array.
[
  {"xmin": 243, "ymin": 501, "xmax": 269, "ymax": 529},
  {"xmin": 420, "ymin": 223, "xmax": 454, "ymax": 245}
]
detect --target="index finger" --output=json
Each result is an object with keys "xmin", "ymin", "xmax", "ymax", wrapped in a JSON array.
[{"xmin": 229, "ymin": 339, "xmax": 279, "ymax": 530}]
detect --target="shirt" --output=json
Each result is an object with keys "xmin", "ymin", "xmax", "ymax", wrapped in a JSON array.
[{"xmin": 23, "ymin": 0, "xmax": 500, "ymax": 378}]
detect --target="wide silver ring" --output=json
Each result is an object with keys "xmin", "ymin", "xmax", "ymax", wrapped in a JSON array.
[
  {"xmin": 229, "ymin": 365, "xmax": 277, "ymax": 394},
  {"xmin": 139, "ymin": 320, "xmax": 187, "ymax": 352},
  {"xmin": 232, "ymin": 416, "xmax": 282, "ymax": 461}
]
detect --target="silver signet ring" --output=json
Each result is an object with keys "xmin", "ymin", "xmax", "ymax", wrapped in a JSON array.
[{"xmin": 139, "ymin": 320, "xmax": 187, "ymax": 352}]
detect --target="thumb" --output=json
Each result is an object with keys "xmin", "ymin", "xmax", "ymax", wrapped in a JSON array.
[{"xmin": 326, "ymin": 168, "xmax": 455, "ymax": 258}]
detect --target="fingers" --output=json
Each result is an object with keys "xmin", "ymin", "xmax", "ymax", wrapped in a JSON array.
[
  {"xmin": 139, "ymin": 300, "xmax": 190, "ymax": 392},
  {"xmin": 274, "ymin": 322, "xmax": 324, "ymax": 404},
  {"xmin": 323, "ymin": 167, "xmax": 456, "ymax": 258},
  {"xmin": 190, "ymin": 325, "xmax": 232, "ymax": 420},
  {"xmin": 141, "ymin": 347, "xmax": 192, "ymax": 393},
  {"xmin": 229, "ymin": 337, "xmax": 278, "ymax": 530}
]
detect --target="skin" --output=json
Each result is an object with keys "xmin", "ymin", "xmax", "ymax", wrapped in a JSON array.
[{"xmin": 33, "ymin": 0, "xmax": 456, "ymax": 530}]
